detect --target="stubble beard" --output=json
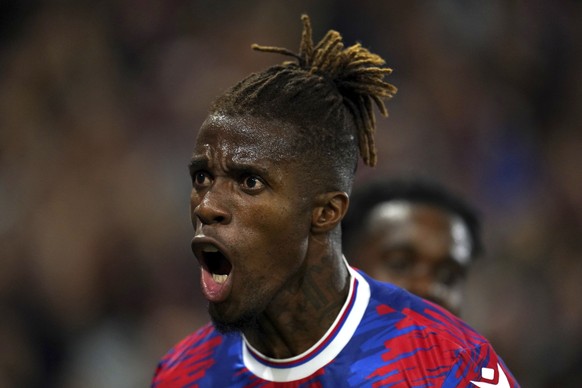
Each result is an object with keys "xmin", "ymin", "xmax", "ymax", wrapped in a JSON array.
[
  {"xmin": 208, "ymin": 267, "xmax": 298, "ymax": 334},
  {"xmin": 210, "ymin": 307, "xmax": 260, "ymax": 334},
  {"xmin": 207, "ymin": 294, "xmax": 265, "ymax": 334}
]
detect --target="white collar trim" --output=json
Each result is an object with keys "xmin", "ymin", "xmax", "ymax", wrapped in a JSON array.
[{"xmin": 241, "ymin": 262, "xmax": 370, "ymax": 382}]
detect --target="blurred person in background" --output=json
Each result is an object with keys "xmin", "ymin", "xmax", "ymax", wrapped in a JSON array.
[{"xmin": 342, "ymin": 178, "xmax": 482, "ymax": 316}]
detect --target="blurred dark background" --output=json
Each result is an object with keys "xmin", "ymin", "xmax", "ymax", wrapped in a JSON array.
[{"xmin": 1, "ymin": 1, "xmax": 581, "ymax": 387}]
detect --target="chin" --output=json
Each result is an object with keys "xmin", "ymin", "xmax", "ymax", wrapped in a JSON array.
[{"xmin": 209, "ymin": 305, "xmax": 260, "ymax": 334}]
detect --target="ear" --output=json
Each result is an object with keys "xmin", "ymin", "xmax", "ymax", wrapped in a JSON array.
[{"xmin": 311, "ymin": 191, "xmax": 350, "ymax": 234}]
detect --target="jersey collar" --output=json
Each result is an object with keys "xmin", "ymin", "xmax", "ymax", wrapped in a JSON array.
[{"xmin": 241, "ymin": 262, "xmax": 371, "ymax": 382}]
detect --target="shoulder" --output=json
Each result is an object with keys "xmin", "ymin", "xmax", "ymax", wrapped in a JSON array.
[
  {"xmin": 357, "ymin": 271, "xmax": 519, "ymax": 385},
  {"xmin": 362, "ymin": 269, "xmax": 488, "ymax": 349},
  {"xmin": 164, "ymin": 322, "xmax": 221, "ymax": 359},
  {"xmin": 152, "ymin": 323, "xmax": 235, "ymax": 385}
]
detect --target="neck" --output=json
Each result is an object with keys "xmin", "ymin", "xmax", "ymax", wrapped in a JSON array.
[{"xmin": 242, "ymin": 244, "xmax": 350, "ymax": 359}]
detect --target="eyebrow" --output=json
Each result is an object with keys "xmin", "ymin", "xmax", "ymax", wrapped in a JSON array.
[
  {"xmin": 188, "ymin": 156, "xmax": 273, "ymax": 180},
  {"xmin": 229, "ymin": 161, "xmax": 271, "ymax": 179},
  {"xmin": 188, "ymin": 157, "xmax": 207, "ymax": 176}
]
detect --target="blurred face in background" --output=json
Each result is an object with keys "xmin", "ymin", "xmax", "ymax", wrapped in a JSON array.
[{"xmin": 352, "ymin": 201, "xmax": 473, "ymax": 315}]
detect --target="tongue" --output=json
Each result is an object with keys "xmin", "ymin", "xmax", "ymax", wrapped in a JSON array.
[{"xmin": 200, "ymin": 268, "xmax": 231, "ymax": 303}]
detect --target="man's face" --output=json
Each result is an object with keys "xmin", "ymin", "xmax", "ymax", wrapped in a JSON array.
[
  {"xmin": 354, "ymin": 201, "xmax": 472, "ymax": 315},
  {"xmin": 189, "ymin": 113, "xmax": 313, "ymax": 332}
]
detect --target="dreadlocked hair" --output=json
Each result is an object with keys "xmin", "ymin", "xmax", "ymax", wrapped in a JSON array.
[{"xmin": 210, "ymin": 14, "xmax": 396, "ymax": 190}]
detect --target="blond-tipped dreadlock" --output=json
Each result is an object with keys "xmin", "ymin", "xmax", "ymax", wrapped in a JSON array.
[
  {"xmin": 209, "ymin": 14, "xmax": 397, "ymax": 191},
  {"xmin": 251, "ymin": 15, "xmax": 396, "ymax": 167}
]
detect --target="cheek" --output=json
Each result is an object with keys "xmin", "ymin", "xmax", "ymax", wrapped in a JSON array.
[
  {"xmin": 248, "ymin": 206, "xmax": 310, "ymax": 263},
  {"xmin": 445, "ymin": 287, "xmax": 464, "ymax": 311},
  {"xmin": 190, "ymin": 189, "xmax": 201, "ymax": 206},
  {"xmin": 373, "ymin": 267, "xmax": 408, "ymax": 287},
  {"xmin": 256, "ymin": 202, "xmax": 308, "ymax": 238},
  {"xmin": 190, "ymin": 190, "xmax": 202, "ymax": 218},
  {"xmin": 355, "ymin": 238, "xmax": 385, "ymax": 267},
  {"xmin": 190, "ymin": 190, "xmax": 199, "ymax": 215}
]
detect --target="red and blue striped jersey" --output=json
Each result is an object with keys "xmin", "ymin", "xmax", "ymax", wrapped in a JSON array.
[{"xmin": 153, "ymin": 266, "xmax": 519, "ymax": 387}]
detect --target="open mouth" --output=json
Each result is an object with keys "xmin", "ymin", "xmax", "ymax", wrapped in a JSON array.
[
  {"xmin": 193, "ymin": 239, "xmax": 235, "ymax": 303},
  {"xmin": 200, "ymin": 244, "xmax": 232, "ymax": 284}
]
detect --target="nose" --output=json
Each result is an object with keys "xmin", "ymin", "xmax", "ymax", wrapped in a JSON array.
[
  {"xmin": 408, "ymin": 266, "xmax": 437, "ymax": 302},
  {"xmin": 407, "ymin": 269, "xmax": 454, "ymax": 311},
  {"xmin": 191, "ymin": 182, "xmax": 232, "ymax": 226}
]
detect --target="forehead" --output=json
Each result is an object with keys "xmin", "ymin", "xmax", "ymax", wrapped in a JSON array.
[
  {"xmin": 195, "ymin": 113, "xmax": 297, "ymax": 163},
  {"xmin": 367, "ymin": 201, "xmax": 449, "ymax": 229},
  {"xmin": 366, "ymin": 201, "xmax": 473, "ymax": 265}
]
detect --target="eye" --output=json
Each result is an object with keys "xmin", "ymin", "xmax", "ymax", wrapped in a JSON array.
[
  {"xmin": 240, "ymin": 174, "xmax": 266, "ymax": 193},
  {"xmin": 192, "ymin": 171, "xmax": 212, "ymax": 189},
  {"xmin": 382, "ymin": 251, "xmax": 414, "ymax": 274}
]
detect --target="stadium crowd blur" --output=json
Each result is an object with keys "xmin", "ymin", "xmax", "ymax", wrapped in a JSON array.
[{"xmin": 1, "ymin": 1, "xmax": 581, "ymax": 387}]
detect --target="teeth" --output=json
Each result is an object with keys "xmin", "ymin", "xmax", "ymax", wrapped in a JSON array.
[
  {"xmin": 212, "ymin": 273, "xmax": 228, "ymax": 284},
  {"xmin": 202, "ymin": 245, "xmax": 219, "ymax": 253}
]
